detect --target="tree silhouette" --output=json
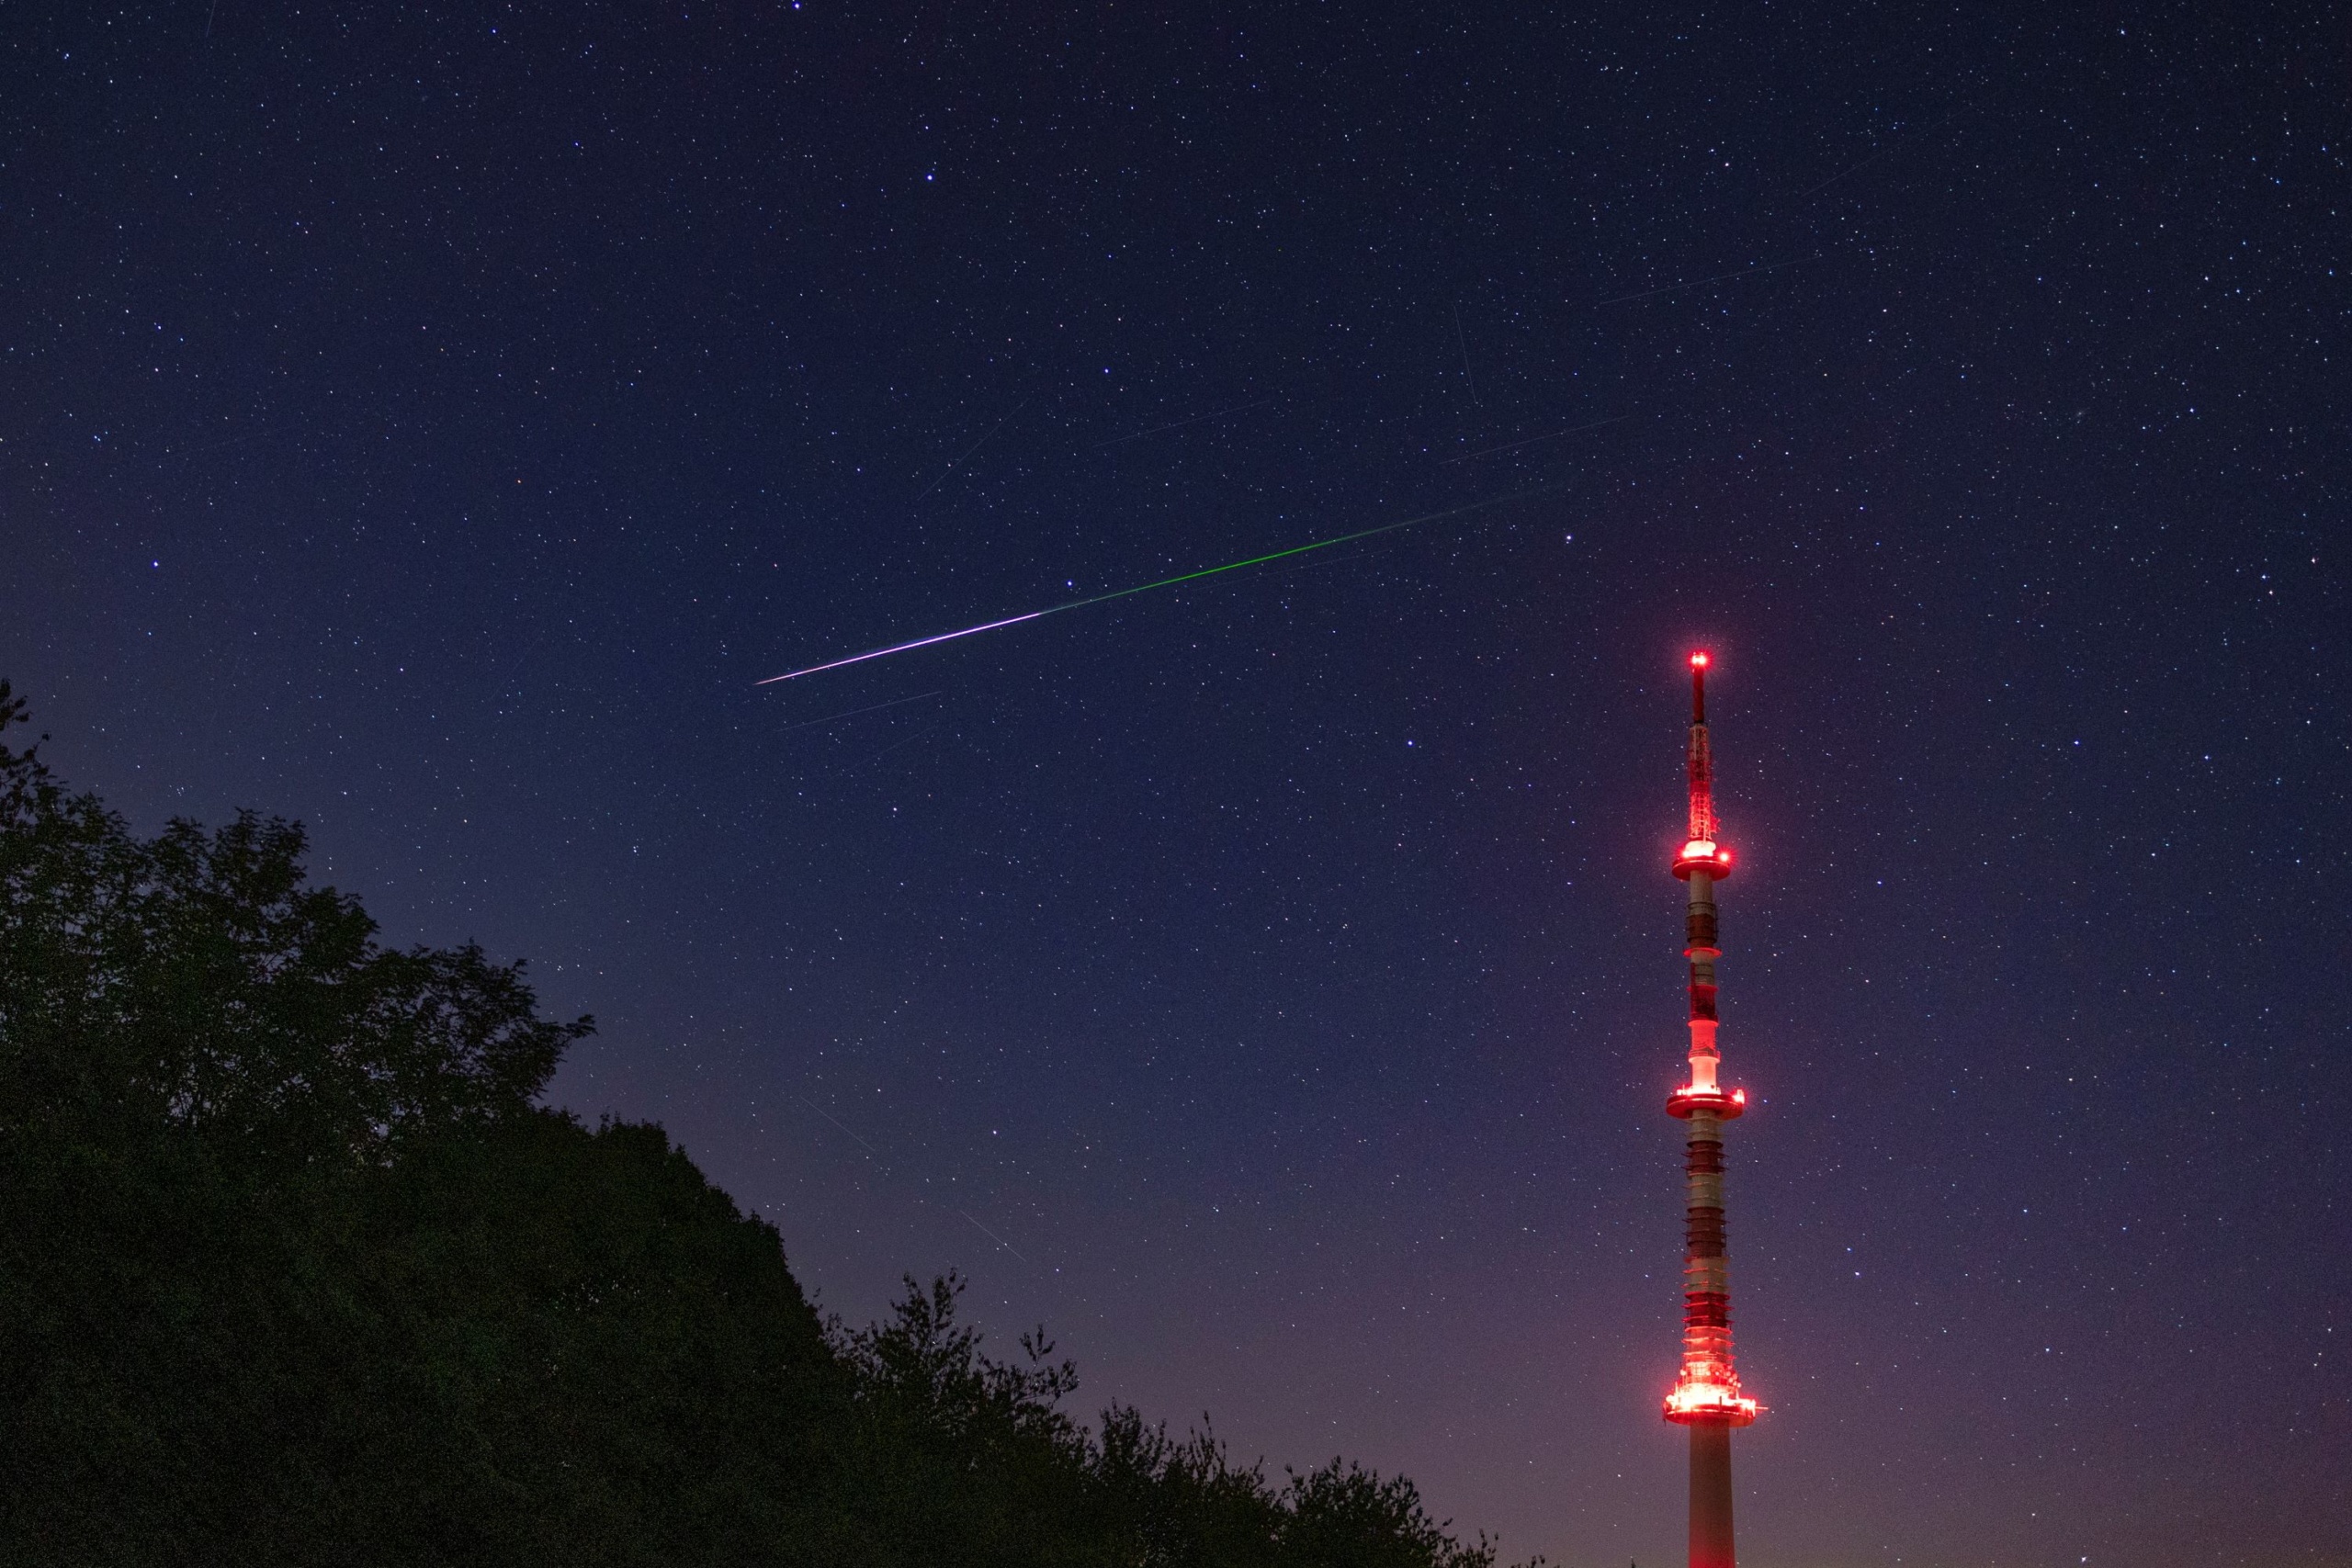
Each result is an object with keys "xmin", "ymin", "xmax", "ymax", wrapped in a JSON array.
[{"xmin": 0, "ymin": 682, "xmax": 1535, "ymax": 1566}]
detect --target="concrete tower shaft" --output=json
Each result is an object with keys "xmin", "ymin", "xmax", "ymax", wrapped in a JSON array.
[{"xmin": 1661, "ymin": 653, "xmax": 1758, "ymax": 1568}]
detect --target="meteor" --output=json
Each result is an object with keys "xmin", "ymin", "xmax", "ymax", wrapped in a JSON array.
[{"xmin": 757, "ymin": 484, "xmax": 1555, "ymax": 683}]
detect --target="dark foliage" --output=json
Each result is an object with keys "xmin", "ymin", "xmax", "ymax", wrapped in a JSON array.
[{"xmin": 0, "ymin": 683, "xmax": 1524, "ymax": 1566}]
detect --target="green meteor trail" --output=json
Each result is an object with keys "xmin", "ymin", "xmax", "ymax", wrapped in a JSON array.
[{"xmin": 756, "ymin": 485, "xmax": 1555, "ymax": 683}]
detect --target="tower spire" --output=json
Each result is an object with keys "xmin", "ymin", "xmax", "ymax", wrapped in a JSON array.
[{"xmin": 1663, "ymin": 650, "xmax": 1758, "ymax": 1568}]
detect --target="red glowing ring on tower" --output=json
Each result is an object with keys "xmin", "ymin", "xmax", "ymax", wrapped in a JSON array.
[
  {"xmin": 1672, "ymin": 841, "xmax": 1733, "ymax": 880},
  {"xmin": 1666, "ymin": 1085, "xmax": 1746, "ymax": 1120}
]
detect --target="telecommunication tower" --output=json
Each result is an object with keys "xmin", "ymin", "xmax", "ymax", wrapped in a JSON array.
[{"xmin": 1662, "ymin": 650, "xmax": 1759, "ymax": 1568}]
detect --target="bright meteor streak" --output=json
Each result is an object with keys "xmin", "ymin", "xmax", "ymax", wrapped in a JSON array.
[
  {"xmin": 762, "ymin": 611, "xmax": 1047, "ymax": 683},
  {"xmin": 756, "ymin": 485, "xmax": 1555, "ymax": 683}
]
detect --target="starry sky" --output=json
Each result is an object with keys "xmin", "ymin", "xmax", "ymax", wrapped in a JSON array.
[{"xmin": 5, "ymin": 5, "xmax": 2347, "ymax": 1563}]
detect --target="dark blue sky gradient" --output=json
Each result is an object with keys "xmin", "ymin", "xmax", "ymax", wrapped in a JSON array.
[{"xmin": 5, "ymin": 6, "xmax": 2347, "ymax": 1562}]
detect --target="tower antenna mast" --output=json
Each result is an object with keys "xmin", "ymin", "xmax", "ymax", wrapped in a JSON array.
[{"xmin": 1663, "ymin": 650, "xmax": 1759, "ymax": 1568}]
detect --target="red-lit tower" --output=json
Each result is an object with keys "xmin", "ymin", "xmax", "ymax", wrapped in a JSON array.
[{"xmin": 1663, "ymin": 650, "xmax": 1759, "ymax": 1568}]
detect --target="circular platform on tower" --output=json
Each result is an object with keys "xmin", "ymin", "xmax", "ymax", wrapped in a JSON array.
[{"xmin": 1666, "ymin": 1086, "xmax": 1746, "ymax": 1120}]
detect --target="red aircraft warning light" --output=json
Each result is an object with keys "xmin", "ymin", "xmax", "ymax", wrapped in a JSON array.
[{"xmin": 1661, "ymin": 649, "xmax": 1761, "ymax": 1568}]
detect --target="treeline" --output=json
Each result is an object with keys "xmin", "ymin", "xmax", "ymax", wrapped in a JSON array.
[{"xmin": 0, "ymin": 685, "xmax": 1524, "ymax": 1567}]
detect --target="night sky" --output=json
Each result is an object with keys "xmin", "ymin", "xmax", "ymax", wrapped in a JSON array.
[{"xmin": 6, "ymin": 5, "xmax": 2348, "ymax": 1563}]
